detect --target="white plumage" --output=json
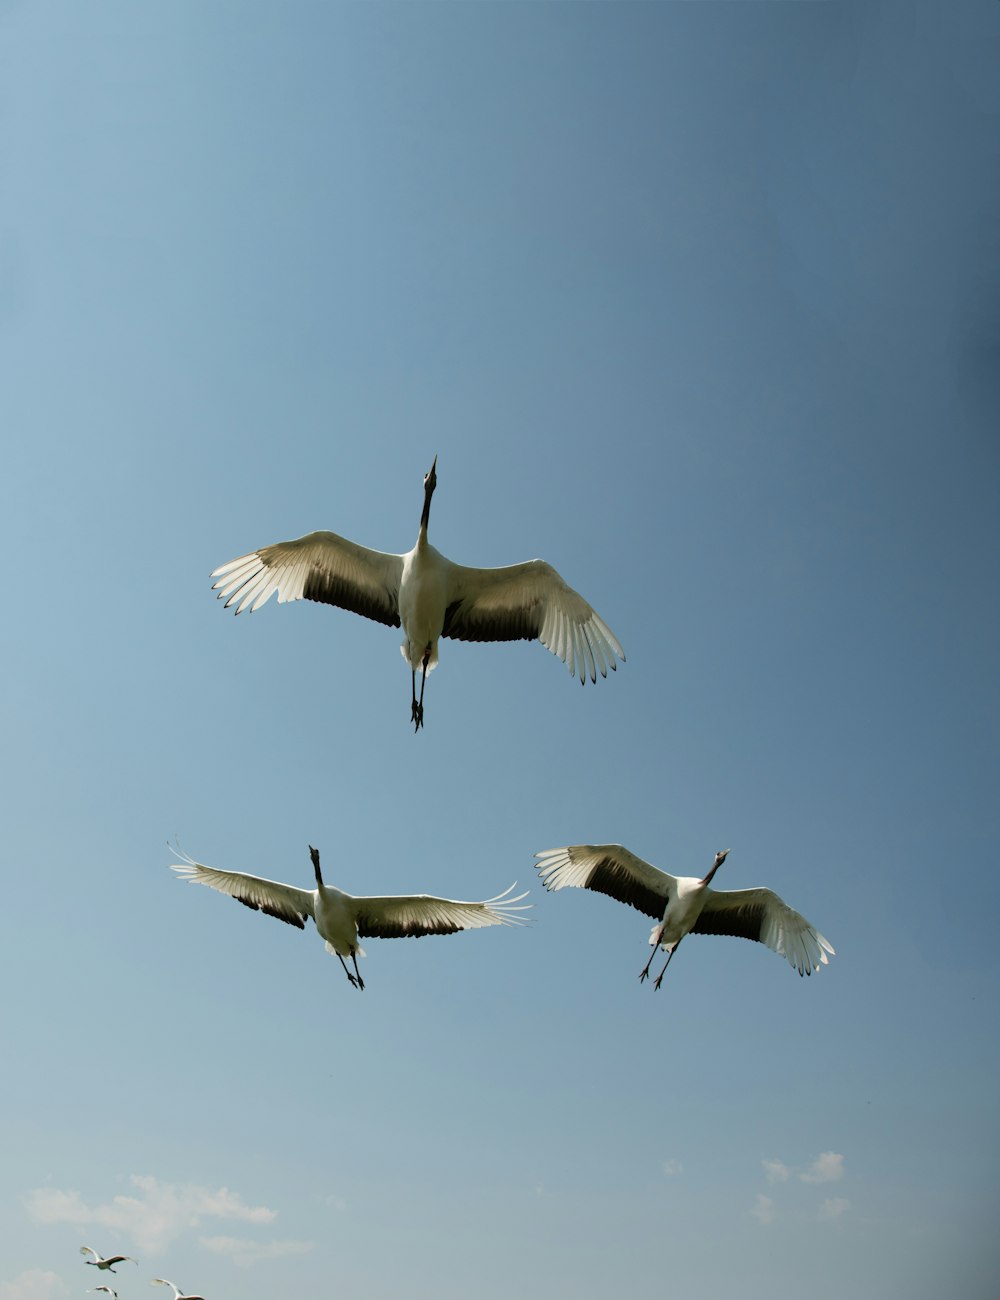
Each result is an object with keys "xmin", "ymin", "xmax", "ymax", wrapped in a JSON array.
[
  {"xmin": 211, "ymin": 457, "xmax": 623, "ymax": 730},
  {"xmin": 535, "ymin": 845, "xmax": 834, "ymax": 987},
  {"xmin": 88, "ymin": 1288, "xmax": 118, "ymax": 1298},
  {"xmin": 172, "ymin": 844, "xmax": 530, "ymax": 990}
]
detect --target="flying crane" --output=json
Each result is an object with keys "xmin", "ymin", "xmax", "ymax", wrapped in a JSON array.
[
  {"xmin": 172, "ymin": 844, "xmax": 529, "ymax": 990},
  {"xmin": 535, "ymin": 845, "xmax": 834, "ymax": 987},
  {"xmin": 211, "ymin": 457, "xmax": 623, "ymax": 730}
]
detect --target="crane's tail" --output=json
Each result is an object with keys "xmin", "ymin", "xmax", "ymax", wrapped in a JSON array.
[
  {"xmin": 325, "ymin": 940, "xmax": 366, "ymax": 959},
  {"xmin": 400, "ymin": 640, "xmax": 440, "ymax": 674}
]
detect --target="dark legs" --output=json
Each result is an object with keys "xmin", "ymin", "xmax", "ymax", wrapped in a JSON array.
[
  {"xmin": 337, "ymin": 953, "xmax": 364, "ymax": 991},
  {"xmin": 653, "ymin": 945, "xmax": 678, "ymax": 990},
  {"xmin": 639, "ymin": 937, "xmax": 662, "ymax": 983},
  {"xmin": 410, "ymin": 647, "xmax": 431, "ymax": 732},
  {"xmin": 639, "ymin": 939, "xmax": 678, "ymax": 989}
]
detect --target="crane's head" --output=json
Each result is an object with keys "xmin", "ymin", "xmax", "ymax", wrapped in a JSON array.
[
  {"xmin": 424, "ymin": 456, "xmax": 438, "ymax": 494},
  {"xmin": 309, "ymin": 844, "xmax": 324, "ymax": 887}
]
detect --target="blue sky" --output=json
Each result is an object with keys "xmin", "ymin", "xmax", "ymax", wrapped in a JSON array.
[{"xmin": 2, "ymin": 3, "xmax": 998, "ymax": 1298}]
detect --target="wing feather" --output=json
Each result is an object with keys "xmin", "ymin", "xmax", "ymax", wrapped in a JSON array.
[
  {"xmin": 353, "ymin": 883, "xmax": 530, "ymax": 939},
  {"xmin": 170, "ymin": 850, "xmax": 315, "ymax": 931},
  {"xmin": 441, "ymin": 560, "xmax": 623, "ymax": 683},
  {"xmin": 534, "ymin": 845, "xmax": 671, "ymax": 920},
  {"xmin": 694, "ymin": 887, "xmax": 835, "ymax": 975},
  {"xmin": 212, "ymin": 531, "xmax": 403, "ymax": 626}
]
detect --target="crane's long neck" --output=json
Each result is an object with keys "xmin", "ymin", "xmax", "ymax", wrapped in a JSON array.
[
  {"xmin": 309, "ymin": 844, "xmax": 324, "ymax": 889},
  {"xmin": 419, "ymin": 456, "xmax": 438, "ymax": 537},
  {"xmin": 700, "ymin": 849, "xmax": 730, "ymax": 886}
]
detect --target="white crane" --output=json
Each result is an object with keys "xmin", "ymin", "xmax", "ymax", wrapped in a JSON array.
[
  {"xmin": 211, "ymin": 457, "xmax": 624, "ymax": 730},
  {"xmin": 88, "ymin": 1289, "xmax": 118, "ymax": 1298},
  {"xmin": 171, "ymin": 844, "xmax": 530, "ymax": 990},
  {"xmin": 151, "ymin": 1281, "xmax": 206, "ymax": 1300},
  {"xmin": 535, "ymin": 845, "xmax": 834, "ymax": 988},
  {"xmin": 80, "ymin": 1248, "xmax": 137, "ymax": 1273}
]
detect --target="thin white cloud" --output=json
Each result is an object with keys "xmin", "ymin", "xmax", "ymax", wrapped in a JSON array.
[
  {"xmin": 762, "ymin": 1159, "xmax": 790, "ymax": 1184},
  {"xmin": 662, "ymin": 1159, "xmax": 683, "ymax": 1177},
  {"xmin": 800, "ymin": 1152, "xmax": 845, "ymax": 1184},
  {"xmin": 818, "ymin": 1197, "xmax": 850, "ymax": 1224},
  {"xmin": 200, "ymin": 1235, "xmax": 315, "ymax": 1268},
  {"xmin": 750, "ymin": 1194, "xmax": 775, "ymax": 1226},
  {"xmin": 0, "ymin": 1270, "xmax": 68, "ymax": 1300},
  {"xmin": 25, "ymin": 1175, "xmax": 277, "ymax": 1256}
]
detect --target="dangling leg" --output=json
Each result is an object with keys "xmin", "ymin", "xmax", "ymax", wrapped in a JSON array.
[
  {"xmin": 337, "ymin": 954, "xmax": 360, "ymax": 989},
  {"xmin": 351, "ymin": 952, "xmax": 365, "ymax": 991},
  {"xmin": 411, "ymin": 668, "xmax": 420, "ymax": 729},
  {"xmin": 413, "ymin": 647, "xmax": 430, "ymax": 731},
  {"xmin": 639, "ymin": 933, "xmax": 663, "ymax": 983},
  {"xmin": 653, "ymin": 945, "xmax": 679, "ymax": 990}
]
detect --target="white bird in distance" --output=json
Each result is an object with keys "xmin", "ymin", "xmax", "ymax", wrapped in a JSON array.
[
  {"xmin": 211, "ymin": 457, "xmax": 624, "ymax": 730},
  {"xmin": 171, "ymin": 844, "xmax": 530, "ymax": 990},
  {"xmin": 80, "ymin": 1247, "xmax": 137, "ymax": 1273},
  {"xmin": 151, "ymin": 1281, "xmax": 206, "ymax": 1300},
  {"xmin": 535, "ymin": 846, "xmax": 834, "ymax": 988},
  {"xmin": 88, "ymin": 1289, "xmax": 118, "ymax": 1298}
]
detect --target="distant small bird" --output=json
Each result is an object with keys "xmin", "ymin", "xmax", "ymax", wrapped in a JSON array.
[
  {"xmin": 151, "ymin": 1281, "xmax": 206, "ymax": 1300},
  {"xmin": 171, "ymin": 844, "xmax": 530, "ymax": 990},
  {"xmin": 211, "ymin": 457, "xmax": 624, "ymax": 730},
  {"xmin": 88, "ymin": 1289, "xmax": 118, "ymax": 1298},
  {"xmin": 80, "ymin": 1247, "xmax": 137, "ymax": 1273},
  {"xmin": 535, "ymin": 845, "xmax": 834, "ymax": 987}
]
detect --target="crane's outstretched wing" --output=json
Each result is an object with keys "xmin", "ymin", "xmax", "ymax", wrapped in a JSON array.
[
  {"xmin": 80, "ymin": 1247, "xmax": 99, "ymax": 1262},
  {"xmin": 87, "ymin": 1288, "xmax": 118, "ymax": 1297},
  {"xmin": 212, "ymin": 531, "xmax": 403, "ymax": 625},
  {"xmin": 171, "ymin": 850, "xmax": 315, "ymax": 931},
  {"xmin": 441, "ymin": 560, "xmax": 624, "ymax": 684},
  {"xmin": 694, "ymin": 887, "xmax": 835, "ymax": 975},
  {"xmin": 534, "ymin": 845, "xmax": 671, "ymax": 920},
  {"xmin": 99, "ymin": 1258, "xmax": 135, "ymax": 1268},
  {"xmin": 353, "ymin": 884, "xmax": 531, "ymax": 939}
]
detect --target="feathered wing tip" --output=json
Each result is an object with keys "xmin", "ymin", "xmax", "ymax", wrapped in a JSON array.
[
  {"xmin": 813, "ymin": 932, "xmax": 836, "ymax": 969},
  {"xmin": 539, "ymin": 604, "xmax": 625, "ymax": 685},
  {"xmin": 769, "ymin": 915, "xmax": 836, "ymax": 976},
  {"xmin": 167, "ymin": 839, "xmax": 198, "ymax": 871},
  {"xmin": 80, "ymin": 1247, "xmax": 96, "ymax": 1259},
  {"xmin": 211, "ymin": 551, "xmax": 277, "ymax": 613},
  {"xmin": 535, "ymin": 847, "xmax": 592, "ymax": 892},
  {"xmin": 790, "ymin": 927, "xmax": 836, "ymax": 977},
  {"xmin": 479, "ymin": 882, "xmax": 533, "ymax": 926}
]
